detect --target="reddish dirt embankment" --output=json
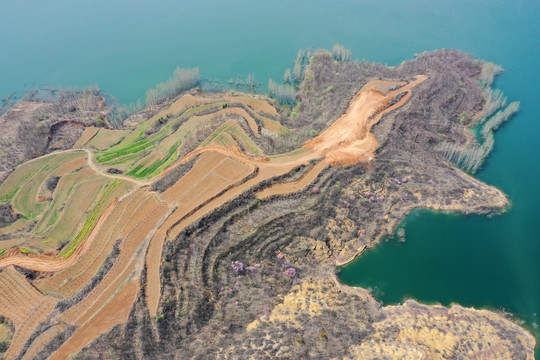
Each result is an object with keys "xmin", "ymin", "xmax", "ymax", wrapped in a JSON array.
[{"xmin": 304, "ymin": 76, "xmax": 426, "ymax": 165}]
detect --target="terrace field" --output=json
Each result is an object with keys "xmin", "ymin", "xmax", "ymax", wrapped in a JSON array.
[{"xmin": 0, "ymin": 50, "xmax": 534, "ymax": 359}]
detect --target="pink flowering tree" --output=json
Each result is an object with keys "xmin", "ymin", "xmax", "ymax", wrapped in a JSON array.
[
  {"xmin": 231, "ymin": 261, "xmax": 244, "ymax": 272},
  {"xmin": 284, "ymin": 267, "xmax": 297, "ymax": 279}
]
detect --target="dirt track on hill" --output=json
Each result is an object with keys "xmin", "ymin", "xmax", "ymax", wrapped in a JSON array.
[{"xmin": 304, "ymin": 75, "xmax": 426, "ymax": 165}]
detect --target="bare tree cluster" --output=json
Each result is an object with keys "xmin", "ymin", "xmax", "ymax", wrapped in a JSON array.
[
  {"xmin": 145, "ymin": 67, "xmax": 200, "ymax": 106},
  {"xmin": 268, "ymin": 79, "xmax": 296, "ymax": 105},
  {"xmin": 283, "ymin": 68, "xmax": 292, "ymax": 84},
  {"xmin": 478, "ymin": 62, "xmax": 503, "ymax": 88},
  {"xmin": 440, "ymin": 101, "xmax": 520, "ymax": 173},
  {"xmin": 440, "ymin": 61, "xmax": 519, "ymax": 173},
  {"xmin": 107, "ymin": 100, "xmax": 143, "ymax": 126},
  {"xmin": 332, "ymin": 43, "xmax": 352, "ymax": 62}
]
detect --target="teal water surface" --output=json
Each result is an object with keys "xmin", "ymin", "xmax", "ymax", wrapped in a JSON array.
[{"xmin": 1, "ymin": 0, "xmax": 539, "ymax": 355}]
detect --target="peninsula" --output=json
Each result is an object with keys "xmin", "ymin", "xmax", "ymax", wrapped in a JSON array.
[{"xmin": 0, "ymin": 49, "xmax": 534, "ymax": 359}]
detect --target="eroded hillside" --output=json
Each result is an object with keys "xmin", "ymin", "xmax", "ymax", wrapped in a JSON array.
[{"xmin": 0, "ymin": 49, "xmax": 535, "ymax": 359}]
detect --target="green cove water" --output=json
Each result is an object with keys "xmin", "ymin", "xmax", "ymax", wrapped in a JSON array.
[{"xmin": 1, "ymin": 0, "xmax": 539, "ymax": 355}]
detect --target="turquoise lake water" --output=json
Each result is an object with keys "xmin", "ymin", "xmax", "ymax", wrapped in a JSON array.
[{"xmin": 1, "ymin": 0, "xmax": 539, "ymax": 355}]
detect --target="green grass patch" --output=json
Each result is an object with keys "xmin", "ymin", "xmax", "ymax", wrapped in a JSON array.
[
  {"xmin": 215, "ymin": 133, "xmax": 235, "ymax": 147},
  {"xmin": 58, "ymin": 179, "xmax": 122, "ymax": 258},
  {"xmin": 35, "ymin": 174, "xmax": 81, "ymax": 235},
  {"xmin": 19, "ymin": 247, "xmax": 34, "ymax": 254},
  {"xmin": 0, "ymin": 250, "xmax": 5, "ymax": 257}
]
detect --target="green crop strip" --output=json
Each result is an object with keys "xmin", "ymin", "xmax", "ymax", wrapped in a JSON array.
[
  {"xmin": 35, "ymin": 179, "xmax": 77, "ymax": 235},
  {"xmin": 58, "ymin": 179, "xmax": 122, "ymax": 258},
  {"xmin": 228, "ymin": 126, "xmax": 262, "ymax": 156},
  {"xmin": 0, "ymin": 250, "xmax": 5, "ymax": 257},
  {"xmin": 127, "ymin": 143, "xmax": 180, "ymax": 179},
  {"xmin": 0, "ymin": 187, "xmax": 20, "ymax": 203},
  {"xmin": 215, "ymin": 133, "xmax": 235, "ymax": 147},
  {"xmin": 201, "ymin": 122, "xmax": 231, "ymax": 147},
  {"xmin": 96, "ymin": 103, "xmax": 224, "ymax": 166},
  {"xmin": 96, "ymin": 138, "xmax": 155, "ymax": 163}
]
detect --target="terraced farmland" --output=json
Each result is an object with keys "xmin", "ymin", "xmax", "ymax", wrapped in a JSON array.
[
  {"xmin": 0, "ymin": 90, "xmax": 326, "ymax": 358},
  {"xmin": 1, "ymin": 65, "xmax": 529, "ymax": 360}
]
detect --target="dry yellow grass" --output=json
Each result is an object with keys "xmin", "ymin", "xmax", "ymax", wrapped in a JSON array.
[
  {"xmin": 73, "ymin": 127, "xmax": 100, "ymax": 148},
  {"xmin": 85, "ymin": 128, "xmax": 130, "ymax": 150}
]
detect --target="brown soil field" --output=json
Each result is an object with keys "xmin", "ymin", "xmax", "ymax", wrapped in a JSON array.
[
  {"xmin": 21, "ymin": 324, "xmax": 64, "ymax": 360},
  {"xmin": 60, "ymin": 202, "xmax": 168, "ymax": 325},
  {"xmin": 47, "ymin": 193, "xmax": 156, "ymax": 298},
  {"xmin": 35, "ymin": 188, "xmax": 147, "ymax": 295},
  {"xmin": 304, "ymin": 76, "xmax": 426, "ymax": 165},
  {"xmin": 161, "ymin": 152, "xmax": 240, "ymax": 203},
  {"xmin": 0, "ymin": 266, "xmax": 57, "ymax": 359},
  {"xmin": 50, "ymin": 279, "xmax": 139, "ymax": 360}
]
